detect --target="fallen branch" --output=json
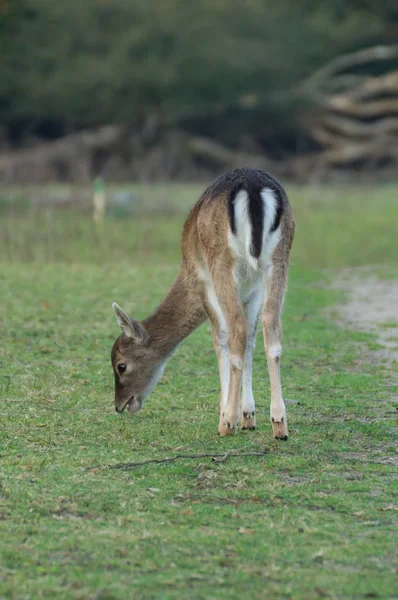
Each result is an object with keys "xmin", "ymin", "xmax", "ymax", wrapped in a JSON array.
[
  {"xmin": 336, "ymin": 71, "xmax": 398, "ymax": 102},
  {"xmin": 320, "ymin": 135, "xmax": 398, "ymax": 165},
  {"xmin": 301, "ymin": 45, "xmax": 398, "ymax": 93},
  {"xmin": 317, "ymin": 115, "xmax": 398, "ymax": 139},
  {"xmin": 328, "ymin": 97, "xmax": 398, "ymax": 117},
  {"xmin": 108, "ymin": 449, "xmax": 267, "ymax": 470},
  {"xmin": 296, "ymin": 44, "xmax": 398, "ymax": 174},
  {"xmin": 0, "ymin": 124, "xmax": 123, "ymax": 184},
  {"xmin": 186, "ymin": 136, "xmax": 289, "ymax": 177}
]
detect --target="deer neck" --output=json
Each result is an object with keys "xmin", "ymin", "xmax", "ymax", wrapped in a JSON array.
[{"xmin": 143, "ymin": 270, "xmax": 206, "ymax": 358}]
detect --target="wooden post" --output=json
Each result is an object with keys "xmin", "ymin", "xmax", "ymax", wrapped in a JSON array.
[{"xmin": 93, "ymin": 177, "xmax": 106, "ymax": 223}]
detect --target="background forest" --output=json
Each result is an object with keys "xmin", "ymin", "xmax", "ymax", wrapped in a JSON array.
[{"xmin": 1, "ymin": 0, "xmax": 397, "ymax": 182}]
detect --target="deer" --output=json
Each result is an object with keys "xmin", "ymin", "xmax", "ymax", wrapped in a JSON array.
[{"xmin": 111, "ymin": 168, "xmax": 295, "ymax": 439}]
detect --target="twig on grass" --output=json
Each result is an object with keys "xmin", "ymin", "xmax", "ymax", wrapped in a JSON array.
[{"xmin": 108, "ymin": 449, "xmax": 267, "ymax": 470}]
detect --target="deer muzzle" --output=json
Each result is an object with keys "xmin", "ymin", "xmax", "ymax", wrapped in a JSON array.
[{"xmin": 115, "ymin": 396, "xmax": 143, "ymax": 414}]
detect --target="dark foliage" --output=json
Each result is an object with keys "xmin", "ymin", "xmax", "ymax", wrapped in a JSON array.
[{"xmin": 0, "ymin": 0, "xmax": 396, "ymax": 151}]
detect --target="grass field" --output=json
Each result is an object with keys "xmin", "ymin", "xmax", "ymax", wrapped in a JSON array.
[{"xmin": 0, "ymin": 183, "xmax": 397, "ymax": 599}]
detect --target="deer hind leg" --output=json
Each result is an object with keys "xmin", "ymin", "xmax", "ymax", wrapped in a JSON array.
[
  {"xmin": 263, "ymin": 258, "xmax": 289, "ymax": 441},
  {"xmin": 205, "ymin": 260, "xmax": 248, "ymax": 437},
  {"xmin": 241, "ymin": 286, "xmax": 264, "ymax": 430},
  {"xmin": 210, "ymin": 322, "xmax": 230, "ymax": 414}
]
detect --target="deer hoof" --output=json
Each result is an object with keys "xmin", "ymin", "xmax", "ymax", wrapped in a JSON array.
[
  {"xmin": 241, "ymin": 410, "xmax": 256, "ymax": 431},
  {"xmin": 219, "ymin": 420, "xmax": 237, "ymax": 437},
  {"xmin": 271, "ymin": 417, "xmax": 288, "ymax": 440}
]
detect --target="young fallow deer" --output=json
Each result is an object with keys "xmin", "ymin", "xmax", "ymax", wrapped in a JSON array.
[{"xmin": 111, "ymin": 168, "xmax": 295, "ymax": 439}]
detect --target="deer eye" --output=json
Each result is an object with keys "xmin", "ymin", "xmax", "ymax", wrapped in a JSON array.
[{"xmin": 118, "ymin": 364, "xmax": 127, "ymax": 374}]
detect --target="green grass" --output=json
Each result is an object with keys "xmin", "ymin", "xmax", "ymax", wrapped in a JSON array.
[
  {"xmin": 1, "ymin": 182, "xmax": 397, "ymax": 267},
  {"xmin": 0, "ymin": 184, "xmax": 397, "ymax": 599}
]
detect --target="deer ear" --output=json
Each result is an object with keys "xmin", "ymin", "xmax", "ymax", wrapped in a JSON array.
[{"xmin": 112, "ymin": 303, "xmax": 149, "ymax": 344}]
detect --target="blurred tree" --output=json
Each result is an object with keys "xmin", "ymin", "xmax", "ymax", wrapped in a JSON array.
[{"xmin": 0, "ymin": 0, "xmax": 396, "ymax": 152}]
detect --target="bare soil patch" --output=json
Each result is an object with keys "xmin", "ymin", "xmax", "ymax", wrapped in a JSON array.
[{"xmin": 331, "ymin": 269, "xmax": 398, "ymax": 367}]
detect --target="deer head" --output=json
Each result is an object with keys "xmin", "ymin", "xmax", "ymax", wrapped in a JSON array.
[{"xmin": 111, "ymin": 303, "xmax": 163, "ymax": 414}]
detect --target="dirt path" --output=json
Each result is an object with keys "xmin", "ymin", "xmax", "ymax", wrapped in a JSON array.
[{"xmin": 331, "ymin": 269, "xmax": 398, "ymax": 367}]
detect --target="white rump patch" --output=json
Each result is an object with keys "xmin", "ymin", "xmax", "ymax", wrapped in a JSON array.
[
  {"xmin": 228, "ymin": 190, "xmax": 258, "ymax": 271},
  {"xmin": 228, "ymin": 188, "xmax": 281, "ymax": 294},
  {"xmin": 261, "ymin": 189, "xmax": 278, "ymax": 234}
]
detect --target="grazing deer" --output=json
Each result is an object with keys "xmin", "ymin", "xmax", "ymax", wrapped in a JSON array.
[{"xmin": 111, "ymin": 168, "xmax": 295, "ymax": 439}]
